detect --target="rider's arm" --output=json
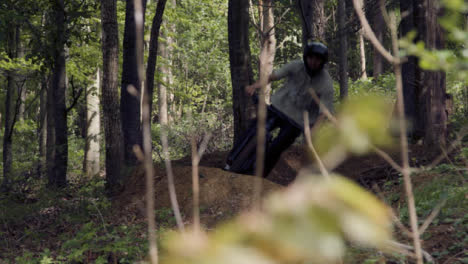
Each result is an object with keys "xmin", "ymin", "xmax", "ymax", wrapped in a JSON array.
[{"xmin": 245, "ymin": 74, "xmax": 278, "ymax": 96}]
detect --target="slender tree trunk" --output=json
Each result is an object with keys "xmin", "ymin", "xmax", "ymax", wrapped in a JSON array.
[
  {"xmin": 120, "ymin": 0, "xmax": 147, "ymax": 168},
  {"xmin": 298, "ymin": 0, "xmax": 312, "ymax": 44},
  {"xmin": 84, "ymin": 69, "xmax": 101, "ymax": 178},
  {"xmin": 157, "ymin": 33, "xmax": 169, "ymax": 125},
  {"xmin": 167, "ymin": 0, "xmax": 177, "ymax": 122},
  {"xmin": 372, "ymin": 10, "xmax": 385, "ymax": 77},
  {"xmin": 2, "ymin": 74, "xmax": 14, "ymax": 190},
  {"xmin": 101, "ymin": 0, "xmax": 124, "ymax": 194},
  {"xmin": 2, "ymin": 26, "xmax": 17, "ymax": 190},
  {"xmin": 359, "ymin": 29, "xmax": 368, "ymax": 80},
  {"xmin": 145, "ymin": 0, "xmax": 167, "ymax": 124},
  {"xmin": 46, "ymin": 74, "xmax": 56, "ymax": 187},
  {"xmin": 228, "ymin": 0, "xmax": 255, "ymax": 144},
  {"xmin": 38, "ymin": 77, "xmax": 48, "ymax": 178},
  {"xmin": 258, "ymin": 0, "xmax": 276, "ymax": 103},
  {"xmin": 422, "ymin": 0, "xmax": 446, "ymax": 150},
  {"xmin": 50, "ymin": 0, "xmax": 68, "ymax": 188},
  {"xmin": 15, "ymin": 26, "xmax": 26, "ymax": 122},
  {"xmin": 338, "ymin": 0, "xmax": 348, "ymax": 99}
]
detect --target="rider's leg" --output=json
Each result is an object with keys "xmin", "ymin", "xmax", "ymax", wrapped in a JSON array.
[
  {"xmin": 263, "ymin": 120, "xmax": 301, "ymax": 177},
  {"xmin": 224, "ymin": 108, "xmax": 281, "ymax": 171}
]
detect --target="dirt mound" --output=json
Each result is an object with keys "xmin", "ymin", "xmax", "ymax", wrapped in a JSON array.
[
  {"xmin": 172, "ymin": 147, "xmax": 305, "ymax": 185},
  {"xmin": 119, "ymin": 165, "xmax": 282, "ymax": 227},
  {"xmin": 117, "ymin": 144, "xmax": 425, "ymax": 226}
]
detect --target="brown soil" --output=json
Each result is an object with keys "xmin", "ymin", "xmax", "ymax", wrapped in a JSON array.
[
  {"xmin": 116, "ymin": 144, "xmax": 409, "ymax": 227},
  {"xmin": 116, "ymin": 143, "xmax": 465, "ymax": 262}
]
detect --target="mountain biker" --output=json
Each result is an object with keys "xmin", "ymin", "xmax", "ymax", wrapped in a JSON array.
[{"xmin": 225, "ymin": 41, "xmax": 334, "ymax": 177}]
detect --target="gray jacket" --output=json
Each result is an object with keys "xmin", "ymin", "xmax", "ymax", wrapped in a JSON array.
[{"xmin": 271, "ymin": 60, "xmax": 334, "ymax": 128}]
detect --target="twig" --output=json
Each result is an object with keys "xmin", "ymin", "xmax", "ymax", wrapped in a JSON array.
[
  {"xmin": 372, "ymin": 146, "xmax": 403, "ymax": 173},
  {"xmin": 442, "ymin": 250, "xmax": 468, "ymax": 264},
  {"xmin": 389, "ymin": 11, "xmax": 423, "ymax": 264},
  {"xmin": 66, "ymin": 76, "xmax": 84, "ymax": 113},
  {"xmin": 386, "ymin": 240, "xmax": 434, "ymax": 263},
  {"xmin": 372, "ymin": 183, "xmax": 413, "ymax": 238},
  {"xmin": 90, "ymin": 199, "xmax": 109, "ymax": 234},
  {"xmin": 352, "ymin": 1, "xmax": 424, "ymax": 262},
  {"xmin": 422, "ymin": 125, "xmax": 468, "ymax": 171},
  {"xmin": 303, "ymin": 111, "xmax": 329, "ymax": 178},
  {"xmin": 419, "ymin": 198, "xmax": 447, "ymax": 235},
  {"xmin": 161, "ymin": 126, "xmax": 185, "ymax": 232},
  {"xmin": 191, "ymin": 132, "xmax": 212, "ymax": 233},
  {"xmin": 191, "ymin": 136, "xmax": 200, "ymax": 233},
  {"xmin": 253, "ymin": 61, "xmax": 269, "ymax": 210},
  {"xmin": 352, "ymin": 0, "xmax": 395, "ymax": 63},
  {"xmin": 135, "ymin": 0, "xmax": 159, "ymax": 263}
]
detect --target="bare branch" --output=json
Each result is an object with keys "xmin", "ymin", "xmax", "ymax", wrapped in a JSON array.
[
  {"xmin": 191, "ymin": 132, "xmax": 211, "ymax": 233},
  {"xmin": 372, "ymin": 146, "xmax": 403, "ymax": 172},
  {"xmin": 352, "ymin": 0, "xmax": 395, "ymax": 63},
  {"xmin": 423, "ymin": 125, "xmax": 468, "ymax": 171},
  {"xmin": 372, "ymin": 184, "xmax": 413, "ymax": 238},
  {"xmin": 419, "ymin": 198, "xmax": 447, "ymax": 235},
  {"xmin": 303, "ymin": 111, "xmax": 329, "ymax": 178}
]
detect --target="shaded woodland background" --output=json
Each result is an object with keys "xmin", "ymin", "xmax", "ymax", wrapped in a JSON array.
[{"xmin": 0, "ymin": 0, "xmax": 467, "ymax": 263}]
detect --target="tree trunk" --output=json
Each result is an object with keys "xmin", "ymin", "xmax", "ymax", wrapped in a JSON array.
[
  {"xmin": 38, "ymin": 77, "xmax": 48, "ymax": 178},
  {"xmin": 1, "ymin": 25, "xmax": 17, "ymax": 190},
  {"xmin": 167, "ymin": 0, "xmax": 177, "ymax": 122},
  {"xmin": 46, "ymin": 74, "xmax": 56, "ymax": 187},
  {"xmin": 421, "ymin": 0, "xmax": 446, "ymax": 150},
  {"xmin": 50, "ymin": 0, "xmax": 68, "ymax": 188},
  {"xmin": 372, "ymin": 10, "xmax": 385, "ymax": 77},
  {"xmin": 84, "ymin": 69, "xmax": 101, "ymax": 178},
  {"xmin": 101, "ymin": 0, "xmax": 124, "ymax": 194},
  {"xmin": 120, "ymin": 0, "xmax": 147, "ymax": 168},
  {"xmin": 359, "ymin": 29, "xmax": 368, "ymax": 80},
  {"xmin": 145, "ymin": 0, "xmax": 167, "ymax": 124},
  {"xmin": 228, "ymin": 0, "xmax": 255, "ymax": 145},
  {"xmin": 157, "ymin": 32, "xmax": 169, "ymax": 125},
  {"xmin": 337, "ymin": 0, "xmax": 348, "ymax": 99},
  {"xmin": 258, "ymin": 0, "xmax": 276, "ymax": 103},
  {"xmin": 15, "ymin": 26, "xmax": 26, "ymax": 122},
  {"xmin": 311, "ymin": 0, "xmax": 325, "ymax": 41},
  {"xmin": 400, "ymin": 0, "xmax": 423, "ymax": 138}
]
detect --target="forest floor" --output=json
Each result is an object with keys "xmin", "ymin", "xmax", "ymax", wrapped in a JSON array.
[{"xmin": 0, "ymin": 144, "xmax": 467, "ymax": 263}]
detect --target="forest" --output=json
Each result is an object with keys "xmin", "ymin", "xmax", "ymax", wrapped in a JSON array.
[{"xmin": 0, "ymin": 0, "xmax": 467, "ymax": 263}]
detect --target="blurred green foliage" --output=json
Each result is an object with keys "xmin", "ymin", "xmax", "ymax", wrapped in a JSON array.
[{"xmin": 314, "ymin": 95, "xmax": 394, "ymax": 156}]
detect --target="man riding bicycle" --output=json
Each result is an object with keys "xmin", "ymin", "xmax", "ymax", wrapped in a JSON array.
[{"xmin": 224, "ymin": 41, "xmax": 335, "ymax": 177}]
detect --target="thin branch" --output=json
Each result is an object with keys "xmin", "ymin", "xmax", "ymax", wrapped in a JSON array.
[
  {"xmin": 386, "ymin": 240, "xmax": 435, "ymax": 263},
  {"xmin": 351, "ymin": 1, "xmax": 423, "ymax": 262},
  {"xmin": 191, "ymin": 136, "xmax": 201, "ymax": 233},
  {"xmin": 161, "ymin": 126, "xmax": 185, "ymax": 232},
  {"xmin": 389, "ymin": 11, "xmax": 423, "ymax": 264},
  {"xmin": 352, "ymin": 0, "xmax": 395, "ymax": 63},
  {"xmin": 66, "ymin": 77, "xmax": 83, "ymax": 113},
  {"xmin": 253, "ymin": 74, "xmax": 268, "ymax": 210},
  {"xmin": 191, "ymin": 132, "xmax": 211, "ymax": 233},
  {"xmin": 136, "ymin": 0, "xmax": 159, "ymax": 263},
  {"xmin": 422, "ymin": 125, "xmax": 468, "ymax": 171},
  {"xmin": 372, "ymin": 146, "xmax": 403, "ymax": 172},
  {"xmin": 419, "ymin": 198, "xmax": 447, "ymax": 235},
  {"xmin": 264, "ymin": 7, "xmax": 291, "ymax": 37},
  {"xmin": 372, "ymin": 183, "xmax": 413, "ymax": 238},
  {"xmin": 303, "ymin": 111, "xmax": 329, "ymax": 178}
]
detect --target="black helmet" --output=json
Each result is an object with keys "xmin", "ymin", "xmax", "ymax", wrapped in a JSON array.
[{"xmin": 303, "ymin": 41, "xmax": 328, "ymax": 63}]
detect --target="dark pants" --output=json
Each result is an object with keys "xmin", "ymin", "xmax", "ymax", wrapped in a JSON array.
[{"xmin": 226, "ymin": 106, "xmax": 302, "ymax": 177}]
